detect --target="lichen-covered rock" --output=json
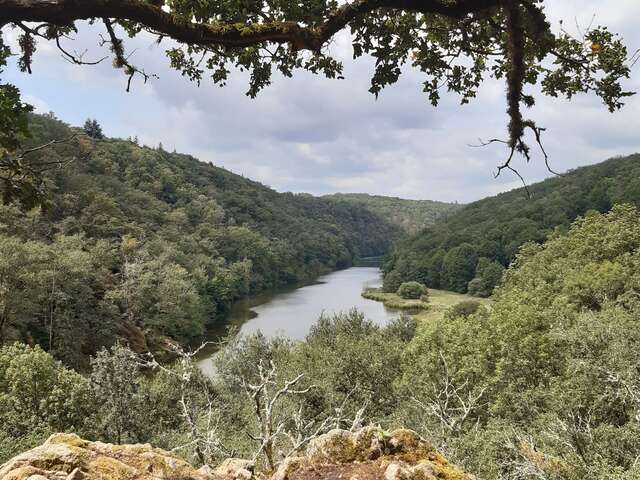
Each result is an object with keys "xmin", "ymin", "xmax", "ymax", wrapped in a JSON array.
[
  {"xmin": 305, "ymin": 429, "xmax": 358, "ymax": 464},
  {"xmin": 0, "ymin": 433, "xmax": 219, "ymax": 480},
  {"xmin": 276, "ymin": 427, "xmax": 473, "ymax": 480},
  {"xmin": 384, "ymin": 461, "xmax": 438, "ymax": 480},
  {"xmin": 272, "ymin": 456, "xmax": 304, "ymax": 480},
  {"xmin": 0, "ymin": 428, "xmax": 472, "ymax": 480},
  {"xmin": 214, "ymin": 458, "xmax": 254, "ymax": 480}
]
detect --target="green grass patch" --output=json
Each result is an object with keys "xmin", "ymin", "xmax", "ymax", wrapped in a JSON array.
[
  {"xmin": 361, "ymin": 288, "xmax": 429, "ymax": 310},
  {"xmin": 362, "ymin": 287, "xmax": 491, "ymax": 321},
  {"xmin": 415, "ymin": 288, "xmax": 491, "ymax": 322}
]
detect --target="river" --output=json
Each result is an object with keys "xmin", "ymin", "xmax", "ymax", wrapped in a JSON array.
[{"xmin": 197, "ymin": 266, "xmax": 402, "ymax": 376}]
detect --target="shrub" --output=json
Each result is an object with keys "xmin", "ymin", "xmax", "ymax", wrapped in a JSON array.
[
  {"xmin": 445, "ymin": 299, "xmax": 482, "ymax": 319},
  {"xmin": 466, "ymin": 278, "xmax": 485, "ymax": 297},
  {"xmin": 0, "ymin": 343, "xmax": 95, "ymax": 463},
  {"xmin": 397, "ymin": 281, "xmax": 426, "ymax": 299}
]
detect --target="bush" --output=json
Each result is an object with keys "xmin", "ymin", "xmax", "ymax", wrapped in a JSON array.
[
  {"xmin": 397, "ymin": 281, "xmax": 426, "ymax": 299},
  {"xmin": 466, "ymin": 278, "xmax": 485, "ymax": 297},
  {"xmin": 445, "ymin": 299, "xmax": 482, "ymax": 319},
  {"xmin": 0, "ymin": 343, "xmax": 95, "ymax": 463}
]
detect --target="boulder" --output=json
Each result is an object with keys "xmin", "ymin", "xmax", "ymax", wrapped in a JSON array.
[
  {"xmin": 0, "ymin": 433, "xmax": 219, "ymax": 480},
  {"xmin": 0, "ymin": 428, "xmax": 472, "ymax": 480},
  {"xmin": 213, "ymin": 458, "xmax": 254, "ymax": 480},
  {"xmin": 273, "ymin": 427, "xmax": 472, "ymax": 480}
]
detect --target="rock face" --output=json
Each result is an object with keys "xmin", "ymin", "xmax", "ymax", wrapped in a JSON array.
[
  {"xmin": 0, "ymin": 428, "xmax": 472, "ymax": 480},
  {"xmin": 279, "ymin": 427, "xmax": 473, "ymax": 480},
  {"xmin": 0, "ymin": 433, "xmax": 217, "ymax": 480}
]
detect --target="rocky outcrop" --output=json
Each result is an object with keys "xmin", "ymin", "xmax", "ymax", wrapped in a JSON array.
[
  {"xmin": 278, "ymin": 427, "xmax": 473, "ymax": 480},
  {"xmin": 0, "ymin": 428, "xmax": 472, "ymax": 480},
  {"xmin": 0, "ymin": 433, "xmax": 218, "ymax": 480}
]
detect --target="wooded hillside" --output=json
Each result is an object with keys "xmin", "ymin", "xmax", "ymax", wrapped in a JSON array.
[
  {"xmin": 0, "ymin": 113, "xmax": 401, "ymax": 368},
  {"xmin": 384, "ymin": 153, "xmax": 640, "ymax": 295}
]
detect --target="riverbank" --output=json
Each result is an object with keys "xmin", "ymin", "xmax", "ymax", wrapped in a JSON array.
[
  {"xmin": 362, "ymin": 287, "xmax": 491, "ymax": 322},
  {"xmin": 361, "ymin": 288, "xmax": 429, "ymax": 310}
]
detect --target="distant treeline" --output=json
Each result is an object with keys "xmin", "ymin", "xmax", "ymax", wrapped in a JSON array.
[{"xmin": 324, "ymin": 193, "xmax": 460, "ymax": 234}]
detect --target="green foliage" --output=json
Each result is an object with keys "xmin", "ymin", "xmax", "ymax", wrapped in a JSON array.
[
  {"xmin": 3, "ymin": 207, "xmax": 640, "ymax": 477},
  {"xmin": 398, "ymin": 205, "xmax": 640, "ymax": 478},
  {"xmin": 443, "ymin": 299, "xmax": 482, "ymax": 320},
  {"xmin": 0, "ymin": 233, "xmax": 117, "ymax": 368},
  {"xmin": 382, "ymin": 269, "xmax": 403, "ymax": 293},
  {"xmin": 385, "ymin": 154, "xmax": 640, "ymax": 294},
  {"xmin": 467, "ymin": 258, "xmax": 505, "ymax": 297},
  {"xmin": 0, "ymin": 343, "xmax": 94, "ymax": 461},
  {"xmin": 396, "ymin": 281, "xmax": 426, "ymax": 299},
  {"xmin": 0, "ymin": 35, "xmax": 38, "ymax": 206},
  {"xmin": 441, "ymin": 243, "xmax": 478, "ymax": 293},
  {"xmin": 0, "ymin": 37, "xmax": 33, "ymax": 152}
]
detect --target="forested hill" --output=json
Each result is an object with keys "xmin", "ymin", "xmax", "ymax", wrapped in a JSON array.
[
  {"xmin": 0, "ymin": 113, "xmax": 400, "ymax": 368},
  {"xmin": 383, "ymin": 153, "xmax": 640, "ymax": 296},
  {"xmin": 324, "ymin": 193, "xmax": 460, "ymax": 234}
]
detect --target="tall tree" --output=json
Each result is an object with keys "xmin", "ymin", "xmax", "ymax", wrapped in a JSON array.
[
  {"xmin": 83, "ymin": 119, "xmax": 104, "ymax": 140},
  {"xmin": 442, "ymin": 243, "xmax": 478, "ymax": 293}
]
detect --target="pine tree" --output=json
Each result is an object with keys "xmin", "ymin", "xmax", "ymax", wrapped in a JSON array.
[{"xmin": 83, "ymin": 119, "xmax": 104, "ymax": 140}]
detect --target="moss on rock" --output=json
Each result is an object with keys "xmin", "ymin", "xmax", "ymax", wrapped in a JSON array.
[{"xmin": 0, "ymin": 428, "xmax": 472, "ymax": 480}]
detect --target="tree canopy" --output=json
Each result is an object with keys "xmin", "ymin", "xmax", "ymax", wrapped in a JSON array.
[
  {"xmin": 5, "ymin": 206, "xmax": 640, "ymax": 477},
  {"xmin": 0, "ymin": 0, "xmax": 637, "ymax": 201}
]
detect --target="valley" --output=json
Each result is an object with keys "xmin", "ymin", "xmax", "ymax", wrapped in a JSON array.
[
  {"xmin": 2, "ymin": 113, "xmax": 640, "ymax": 480},
  {"xmin": 0, "ymin": 113, "xmax": 454, "ymax": 369},
  {"xmin": 2, "ymin": 1, "xmax": 640, "ymax": 478}
]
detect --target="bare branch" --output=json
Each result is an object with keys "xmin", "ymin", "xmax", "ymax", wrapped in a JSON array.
[
  {"xmin": 241, "ymin": 360, "xmax": 314, "ymax": 470},
  {"xmin": 101, "ymin": 18, "xmax": 158, "ymax": 92},
  {"xmin": 56, "ymin": 35, "xmax": 108, "ymax": 66},
  {"xmin": 412, "ymin": 352, "xmax": 487, "ymax": 436},
  {"xmin": 141, "ymin": 343, "xmax": 230, "ymax": 465}
]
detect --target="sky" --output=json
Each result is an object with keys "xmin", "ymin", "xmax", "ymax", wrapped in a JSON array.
[{"xmin": 3, "ymin": 1, "xmax": 640, "ymax": 203}]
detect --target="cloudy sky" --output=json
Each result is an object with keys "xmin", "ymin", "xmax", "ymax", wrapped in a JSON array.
[{"xmin": 3, "ymin": 1, "xmax": 640, "ymax": 202}]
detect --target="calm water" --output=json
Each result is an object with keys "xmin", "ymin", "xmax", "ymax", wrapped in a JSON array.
[{"xmin": 197, "ymin": 266, "xmax": 401, "ymax": 375}]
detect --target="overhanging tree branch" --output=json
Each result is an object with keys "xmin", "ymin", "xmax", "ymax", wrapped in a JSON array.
[{"xmin": 1, "ymin": 0, "xmax": 504, "ymax": 50}]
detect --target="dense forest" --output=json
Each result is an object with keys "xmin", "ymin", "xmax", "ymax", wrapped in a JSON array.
[
  {"xmin": 324, "ymin": 193, "xmax": 460, "ymax": 234},
  {"xmin": 4, "ymin": 205, "xmax": 640, "ymax": 479},
  {"xmin": 0, "ymin": 113, "xmax": 403, "ymax": 369},
  {"xmin": 383, "ymin": 153, "xmax": 640, "ymax": 296}
]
